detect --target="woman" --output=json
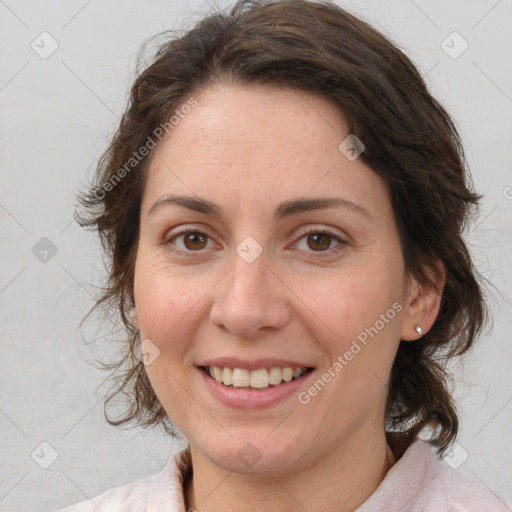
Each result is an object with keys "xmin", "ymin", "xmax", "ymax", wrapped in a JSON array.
[{"xmin": 58, "ymin": 0, "xmax": 511, "ymax": 510}]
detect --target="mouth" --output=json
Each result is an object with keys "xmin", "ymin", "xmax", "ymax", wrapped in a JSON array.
[{"xmin": 199, "ymin": 365, "xmax": 315, "ymax": 390}]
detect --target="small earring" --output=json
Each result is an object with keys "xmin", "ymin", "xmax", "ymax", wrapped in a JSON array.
[{"xmin": 414, "ymin": 325, "xmax": 423, "ymax": 337}]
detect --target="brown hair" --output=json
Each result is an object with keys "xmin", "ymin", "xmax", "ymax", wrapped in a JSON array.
[{"xmin": 77, "ymin": 0, "xmax": 487, "ymax": 456}]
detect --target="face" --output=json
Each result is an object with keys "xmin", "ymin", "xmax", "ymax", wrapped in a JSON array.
[{"xmin": 133, "ymin": 82, "xmax": 418, "ymax": 475}]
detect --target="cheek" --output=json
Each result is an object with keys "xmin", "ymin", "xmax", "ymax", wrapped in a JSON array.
[
  {"xmin": 133, "ymin": 253, "xmax": 224, "ymax": 376},
  {"xmin": 133, "ymin": 257, "xmax": 198, "ymax": 421},
  {"xmin": 143, "ymin": 357, "xmax": 195, "ymax": 436},
  {"xmin": 134, "ymin": 255, "xmax": 193, "ymax": 330},
  {"xmin": 295, "ymin": 263, "xmax": 402, "ymax": 341},
  {"xmin": 300, "ymin": 261, "xmax": 404, "ymax": 397}
]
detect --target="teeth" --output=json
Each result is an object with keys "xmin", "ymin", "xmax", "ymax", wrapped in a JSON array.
[
  {"xmin": 221, "ymin": 367, "xmax": 233, "ymax": 386},
  {"xmin": 250, "ymin": 368, "xmax": 268, "ymax": 388},
  {"xmin": 206, "ymin": 366, "xmax": 308, "ymax": 389},
  {"xmin": 268, "ymin": 367, "xmax": 283, "ymax": 385},
  {"xmin": 282, "ymin": 368, "xmax": 293, "ymax": 382},
  {"xmin": 211, "ymin": 366, "xmax": 222, "ymax": 382},
  {"xmin": 232, "ymin": 368, "xmax": 250, "ymax": 387}
]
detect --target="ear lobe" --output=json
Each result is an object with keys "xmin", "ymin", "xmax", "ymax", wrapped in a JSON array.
[{"xmin": 400, "ymin": 262, "xmax": 446, "ymax": 341}]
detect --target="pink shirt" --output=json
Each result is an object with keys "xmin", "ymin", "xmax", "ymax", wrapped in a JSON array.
[{"xmin": 56, "ymin": 440, "xmax": 511, "ymax": 511}]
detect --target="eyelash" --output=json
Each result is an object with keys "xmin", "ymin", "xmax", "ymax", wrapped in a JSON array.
[{"xmin": 163, "ymin": 227, "xmax": 347, "ymax": 259}]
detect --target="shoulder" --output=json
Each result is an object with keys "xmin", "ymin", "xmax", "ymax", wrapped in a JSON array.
[
  {"xmin": 359, "ymin": 440, "xmax": 512, "ymax": 512},
  {"xmin": 423, "ymin": 455, "xmax": 511, "ymax": 511},
  {"xmin": 54, "ymin": 473, "xmax": 154, "ymax": 512},
  {"xmin": 54, "ymin": 446, "xmax": 192, "ymax": 512}
]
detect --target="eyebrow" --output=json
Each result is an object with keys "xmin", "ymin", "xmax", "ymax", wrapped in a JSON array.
[{"xmin": 147, "ymin": 194, "xmax": 371, "ymax": 219}]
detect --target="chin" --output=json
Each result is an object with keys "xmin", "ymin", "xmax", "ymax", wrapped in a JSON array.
[{"xmin": 197, "ymin": 433, "xmax": 304, "ymax": 475}]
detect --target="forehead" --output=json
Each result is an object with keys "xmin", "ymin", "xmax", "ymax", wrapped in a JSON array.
[
  {"xmin": 155, "ymin": 82, "xmax": 349, "ymax": 162},
  {"xmin": 142, "ymin": 82, "xmax": 390, "ymax": 218}
]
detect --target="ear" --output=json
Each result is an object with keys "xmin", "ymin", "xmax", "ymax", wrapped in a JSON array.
[{"xmin": 400, "ymin": 260, "xmax": 446, "ymax": 341}]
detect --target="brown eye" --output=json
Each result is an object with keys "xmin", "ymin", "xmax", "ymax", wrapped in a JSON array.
[
  {"xmin": 306, "ymin": 233, "xmax": 333, "ymax": 251},
  {"xmin": 182, "ymin": 232, "xmax": 208, "ymax": 251},
  {"xmin": 293, "ymin": 228, "xmax": 347, "ymax": 258},
  {"xmin": 163, "ymin": 229, "xmax": 215, "ymax": 257}
]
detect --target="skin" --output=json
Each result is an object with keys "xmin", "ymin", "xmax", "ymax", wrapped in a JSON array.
[{"xmin": 132, "ymin": 82, "xmax": 444, "ymax": 512}]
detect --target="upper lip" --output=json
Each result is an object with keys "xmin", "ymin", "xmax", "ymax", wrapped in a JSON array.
[{"xmin": 197, "ymin": 357, "xmax": 315, "ymax": 371}]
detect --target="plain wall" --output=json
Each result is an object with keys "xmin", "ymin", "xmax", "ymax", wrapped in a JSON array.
[{"xmin": 0, "ymin": 1, "xmax": 511, "ymax": 510}]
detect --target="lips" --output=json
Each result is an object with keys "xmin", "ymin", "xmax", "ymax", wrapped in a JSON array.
[{"xmin": 196, "ymin": 363, "xmax": 316, "ymax": 409}]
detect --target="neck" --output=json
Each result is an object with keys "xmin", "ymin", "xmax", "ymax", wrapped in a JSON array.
[{"xmin": 184, "ymin": 429, "xmax": 396, "ymax": 512}]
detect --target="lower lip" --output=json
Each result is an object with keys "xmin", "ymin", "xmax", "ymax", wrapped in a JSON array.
[{"xmin": 197, "ymin": 366, "xmax": 316, "ymax": 409}]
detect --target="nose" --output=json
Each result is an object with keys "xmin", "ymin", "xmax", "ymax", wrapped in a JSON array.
[{"xmin": 209, "ymin": 245, "xmax": 290, "ymax": 338}]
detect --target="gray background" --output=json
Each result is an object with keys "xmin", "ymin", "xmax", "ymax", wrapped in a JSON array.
[{"xmin": 1, "ymin": 0, "xmax": 511, "ymax": 510}]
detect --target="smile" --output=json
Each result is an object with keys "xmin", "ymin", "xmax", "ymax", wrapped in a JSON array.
[{"xmin": 201, "ymin": 366, "xmax": 315, "ymax": 390}]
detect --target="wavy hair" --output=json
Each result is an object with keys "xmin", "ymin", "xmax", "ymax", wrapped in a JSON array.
[{"xmin": 76, "ymin": 0, "xmax": 488, "ymax": 456}]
